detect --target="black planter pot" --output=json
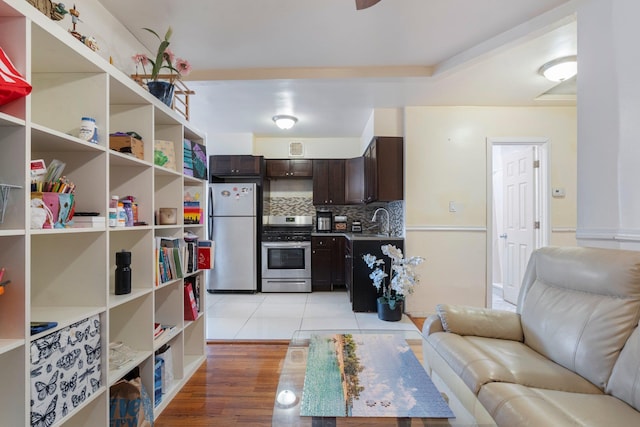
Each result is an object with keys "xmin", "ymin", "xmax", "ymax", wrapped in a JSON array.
[
  {"xmin": 377, "ymin": 299, "xmax": 403, "ymax": 322},
  {"xmin": 147, "ymin": 81, "xmax": 175, "ymax": 107}
]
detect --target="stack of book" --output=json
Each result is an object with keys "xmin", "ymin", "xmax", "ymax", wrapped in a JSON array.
[
  {"xmin": 153, "ymin": 323, "xmax": 164, "ymax": 340},
  {"xmin": 155, "ymin": 237, "xmax": 184, "ymax": 285},
  {"xmin": 184, "ymin": 282, "xmax": 199, "ymax": 321},
  {"xmin": 184, "ymin": 275, "xmax": 201, "ymax": 312},
  {"xmin": 71, "ymin": 215, "xmax": 106, "ymax": 228},
  {"xmin": 183, "ymin": 201, "xmax": 202, "ymax": 225},
  {"xmin": 153, "ymin": 323, "xmax": 177, "ymax": 341},
  {"xmin": 183, "ymin": 237, "xmax": 198, "ymax": 275}
]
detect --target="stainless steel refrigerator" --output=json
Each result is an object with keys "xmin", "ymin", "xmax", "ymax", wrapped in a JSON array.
[{"xmin": 207, "ymin": 182, "xmax": 257, "ymax": 292}]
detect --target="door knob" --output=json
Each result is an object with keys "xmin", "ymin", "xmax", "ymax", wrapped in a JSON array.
[{"xmin": 499, "ymin": 233, "xmax": 508, "ymax": 239}]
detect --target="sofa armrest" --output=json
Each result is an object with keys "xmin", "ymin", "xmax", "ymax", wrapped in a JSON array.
[
  {"xmin": 436, "ymin": 303, "xmax": 524, "ymax": 342},
  {"xmin": 422, "ymin": 314, "xmax": 445, "ymax": 336}
]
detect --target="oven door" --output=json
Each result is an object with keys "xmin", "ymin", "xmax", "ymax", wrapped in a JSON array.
[{"xmin": 261, "ymin": 241, "xmax": 311, "ymax": 279}]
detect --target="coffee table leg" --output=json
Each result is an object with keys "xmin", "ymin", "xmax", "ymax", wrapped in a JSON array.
[{"xmin": 312, "ymin": 417, "xmax": 337, "ymax": 427}]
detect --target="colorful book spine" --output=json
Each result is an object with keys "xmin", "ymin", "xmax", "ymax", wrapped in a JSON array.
[{"xmin": 184, "ymin": 283, "xmax": 198, "ymax": 321}]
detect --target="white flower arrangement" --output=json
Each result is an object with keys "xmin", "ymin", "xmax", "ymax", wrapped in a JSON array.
[{"xmin": 362, "ymin": 244, "xmax": 425, "ymax": 309}]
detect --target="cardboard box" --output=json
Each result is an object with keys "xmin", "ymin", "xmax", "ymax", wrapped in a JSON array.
[{"xmin": 109, "ymin": 135, "xmax": 144, "ymax": 160}]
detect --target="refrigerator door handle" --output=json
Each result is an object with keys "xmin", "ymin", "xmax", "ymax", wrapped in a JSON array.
[{"xmin": 208, "ymin": 186, "xmax": 214, "ymax": 240}]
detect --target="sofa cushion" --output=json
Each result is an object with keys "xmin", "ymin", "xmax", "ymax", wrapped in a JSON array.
[
  {"xmin": 607, "ymin": 325, "xmax": 640, "ymax": 411},
  {"xmin": 436, "ymin": 303, "xmax": 523, "ymax": 341},
  {"xmin": 428, "ymin": 332, "xmax": 602, "ymax": 395},
  {"xmin": 519, "ymin": 247, "xmax": 640, "ymax": 389},
  {"xmin": 479, "ymin": 382, "xmax": 640, "ymax": 427}
]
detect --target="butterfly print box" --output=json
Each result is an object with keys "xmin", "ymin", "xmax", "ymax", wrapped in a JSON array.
[{"xmin": 30, "ymin": 314, "xmax": 101, "ymax": 426}]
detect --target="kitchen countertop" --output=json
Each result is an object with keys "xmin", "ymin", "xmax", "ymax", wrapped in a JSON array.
[{"xmin": 311, "ymin": 231, "xmax": 404, "ymax": 241}]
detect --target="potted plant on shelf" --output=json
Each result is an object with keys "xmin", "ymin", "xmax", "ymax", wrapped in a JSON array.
[
  {"xmin": 132, "ymin": 27, "xmax": 191, "ymax": 107},
  {"xmin": 363, "ymin": 244, "xmax": 424, "ymax": 321}
]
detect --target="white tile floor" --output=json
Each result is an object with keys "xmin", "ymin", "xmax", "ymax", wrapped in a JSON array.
[
  {"xmin": 205, "ymin": 290, "xmax": 419, "ymax": 340},
  {"xmin": 205, "ymin": 286, "xmax": 516, "ymax": 341},
  {"xmin": 492, "ymin": 284, "xmax": 518, "ymax": 312}
]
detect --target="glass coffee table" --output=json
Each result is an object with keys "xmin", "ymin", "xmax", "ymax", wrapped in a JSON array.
[{"xmin": 272, "ymin": 330, "xmax": 496, "ymax": 426}]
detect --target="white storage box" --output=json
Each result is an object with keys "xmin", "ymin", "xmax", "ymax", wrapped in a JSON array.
[{"xmin": 30, "ymin": 314, "xmax": 101, "ymax": 425}]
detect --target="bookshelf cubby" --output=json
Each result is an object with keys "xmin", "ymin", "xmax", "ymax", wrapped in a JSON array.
[{"xmin": 0, "ymin": 0, "xmax": 207, "ymax": 424}]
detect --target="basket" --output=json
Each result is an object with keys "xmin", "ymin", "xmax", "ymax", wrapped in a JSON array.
[
  {"xmin": 30, "ymin": 192, "xmax": 75, "ymax": 229},
  {"xmin": 0, "ymin": 184, "xmax": 21, "ymax": 224},
  {"xmin": 26, "ymin": 0, "xmax": 66, "ymax": 21}
]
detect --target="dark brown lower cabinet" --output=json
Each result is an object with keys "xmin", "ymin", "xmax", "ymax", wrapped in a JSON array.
[
  {"xmin": 348, "ymin": 239, "xmax": 404, "ymax": 312},
  {"xmin": 311, "ymin": 235, "xmax": 346, "ymax": 291}
]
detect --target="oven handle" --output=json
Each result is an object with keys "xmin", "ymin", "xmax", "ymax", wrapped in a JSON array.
[{"xmin": 262, "ymin": 242, "xmax": 311, "ymax": 248}]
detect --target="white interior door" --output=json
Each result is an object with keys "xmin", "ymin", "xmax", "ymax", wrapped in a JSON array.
[{"xmin": 501, "ymin": 147, "xmax": 536, "ymax": 304}]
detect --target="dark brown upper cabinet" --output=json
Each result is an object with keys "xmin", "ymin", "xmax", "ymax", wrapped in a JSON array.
[
  {"xmin": 364, "ymin": 137, "xmax": 403, "ymax": 203},
  {"xmin": 345, "ymin": 156, "xmax": 365, "ymax": 205},
  {"xmin": 313, "ymin": 159, "xmax": 345, "ymax": 205},
  {"xmin": 265, "ymin": 159, "xmax": 313, "ymax": 178},
  {"xmin": 209, "ymin": 155, "xmax": 263, "ymax": 177}
]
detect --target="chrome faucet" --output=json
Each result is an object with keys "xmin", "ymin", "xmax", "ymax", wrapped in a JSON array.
[{"xmin": 371, "ymin": 207, "xmax": 390, "ymax": 236}]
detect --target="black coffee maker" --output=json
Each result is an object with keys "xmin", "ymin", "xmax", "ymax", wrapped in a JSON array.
[{"xmin": 316, "ymin": 210, "xmax": 332, "ymax": 232}]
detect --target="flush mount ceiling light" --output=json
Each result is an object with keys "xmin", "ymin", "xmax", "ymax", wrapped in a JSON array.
[
  {"xmin": 272, "ymin": 115, "xmax": 298, "ymax": 130},
  {"xmin": 539, "ymin": 55, "xmax": 577, "ymax": 82},
  {"xmin": 275, "ymin": 389, "xmax": 298, "ymax": 409}
]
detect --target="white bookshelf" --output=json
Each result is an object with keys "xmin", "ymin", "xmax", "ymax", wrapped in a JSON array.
[{"xmin": 0, "ymin": 1, "xmax": 207, "ymax": 425}]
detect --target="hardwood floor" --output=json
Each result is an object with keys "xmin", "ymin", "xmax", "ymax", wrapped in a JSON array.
[
  {"xmin": 155, "ymin": 317, "xmax": 425, "ymax": 426},
  {"xmin": 155, "ymin": 342, "xmax": 289, "ymax": 426}
]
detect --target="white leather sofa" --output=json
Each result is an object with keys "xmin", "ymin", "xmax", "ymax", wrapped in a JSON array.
[{"xmin": 422, "ymin": 246, "xmax": 640, "ymax": 426}]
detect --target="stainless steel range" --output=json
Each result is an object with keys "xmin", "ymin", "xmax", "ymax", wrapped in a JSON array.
[{"xmin": 261, "ymin": 215, "xmax": 312, "ymax": 292}]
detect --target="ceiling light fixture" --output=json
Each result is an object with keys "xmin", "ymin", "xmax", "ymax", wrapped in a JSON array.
[
  {"xmin": 539, "ymin": 55, "xmax": 577, "ymax": 82},
  {"xmin": 272, "ymin": 115, "xmax": 298, "ymax": 130},
  {"xmin": 275, "ymin": 389, "xmax": 298, "ymax": 408}
]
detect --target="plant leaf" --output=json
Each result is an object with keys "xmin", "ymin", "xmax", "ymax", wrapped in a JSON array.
[
  {"xmin": 164, "ymin": 26, "xmax": 173, "ymax": 42},
  {"xmin": 142, "ymin": 27, "xmax": 161, "ymax": 40}
]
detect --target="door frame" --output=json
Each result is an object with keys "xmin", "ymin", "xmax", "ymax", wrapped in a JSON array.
[{"xmin": 485, "ymin": 137, "xmax": 550, "ymax": 308}]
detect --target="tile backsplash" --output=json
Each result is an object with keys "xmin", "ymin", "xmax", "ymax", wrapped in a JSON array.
[
  {"xmin": 264, "ymin": 195, "xmax": 404, "ymax": 236},
  {"xmin": 264, "ymin": 196, "xmax": 315, "ymax": 216}
]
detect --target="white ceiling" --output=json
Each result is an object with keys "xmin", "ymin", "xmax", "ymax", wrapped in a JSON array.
[{"xmin": 97, "ymin": 0, "xmax": 577, "ymax": 138}]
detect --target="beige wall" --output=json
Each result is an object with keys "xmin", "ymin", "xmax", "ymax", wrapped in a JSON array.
[
  {"xmin": 373, "ymin": 108, "xmax": 404, "ymax": 138},
  {"xmin": 404, "ymin": 106, "xmax": 577, "ymax": 316}
]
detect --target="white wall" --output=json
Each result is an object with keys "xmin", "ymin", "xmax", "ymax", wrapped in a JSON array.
[
  {"xmin": 253, "ymin": 137, "xmax": 361, "ymax": 159},
  {"xmin": 46, "ymin": 0, "xmax": 151, "ymax": 76},
  {"xmin": 577, "ymin": 0, "xmax": 640, "ymax": 250},
  {"xmin": 361, "ymin": 111, "xmax": 374, "ymax": 153},
  {"xmin": 201, "ymin": 133, "xmax": 254, "ymax": 155},
  {"xmin": 404, "ymin": 106, "xmax": 577, "ymax": 316}
]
